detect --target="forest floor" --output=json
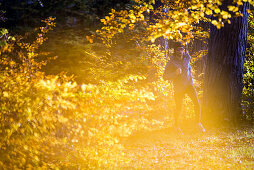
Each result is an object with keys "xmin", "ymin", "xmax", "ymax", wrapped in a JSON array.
[{"xmin": 117, "ymin": 124, "xmax": 254, "ymax": 169}]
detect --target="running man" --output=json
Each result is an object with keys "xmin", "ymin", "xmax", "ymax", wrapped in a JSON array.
[{"xmin": 163, "ymin": 42, "xmax": 205, "ymax": 133}]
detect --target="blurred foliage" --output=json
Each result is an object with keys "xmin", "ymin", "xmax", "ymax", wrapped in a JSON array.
[
  {"xmin": 242, "ymin": 8, "xmax": 254, "ymax": 121},
  {"xmin": 94, "ymin": 0, "xmax": 252, "ymax": 45},
  {"xmin": 0, "ymin": 0, "xmax": 136, "ymax": 84},
  {"xmin": 0, "ymin": 17, "xmax": 177, "ymax": 169},
  {"xmin": 1, "ymin": 0, "xmax": 131, "ymax": 31}
]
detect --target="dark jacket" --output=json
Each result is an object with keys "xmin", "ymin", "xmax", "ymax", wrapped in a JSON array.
[{"xmin": 163, "ymin": 53, "xmax": 193, "ymax": 91}]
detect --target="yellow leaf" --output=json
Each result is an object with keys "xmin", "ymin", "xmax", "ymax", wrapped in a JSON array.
[
  {"xmin": 237, "ymin": 1, "xmax": 243, "ymax": 5},
  {"xmin": 205, "ymin": 9, "xmax": 213, "ymax": 15},
  {"xmin": 233, "ymin": 7, "xmax": 239, "ymax": 13},
  {"xmin": 211, "ymin": 20, "xmax": 218, "ymax": 26},
  {"xmin": 214, "ymin": 8, "xmax": 221, "ymax": 14},
  {"xmin": 24, "ymin": 145, "xmax": 28, "ymax": 150},
  {"xmin": 100, "ymin": 19, "xmax": 105, "ymax": 23},
  {"xmin": 228, "ymin": 6, "xmax": 235, "ymax": 11},
  {"xmin": 221, "ymin": 11, "xmax": 231, "ymax": 19},
  {"xmin": 191, "ymin": 5, "xmax": 197, "ymax": 10},
  {"xmin": 3, "ymin": 91, "xmax": 9, "ymax": 97},
  {"xmin": 86, "ymin": 36, "xmax": 93, "ymax": 43}
]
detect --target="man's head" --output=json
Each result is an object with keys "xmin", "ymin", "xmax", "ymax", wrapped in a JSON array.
[{"xmin": 174, "ymin": 42, "xmax": 185, "ymax": 58}]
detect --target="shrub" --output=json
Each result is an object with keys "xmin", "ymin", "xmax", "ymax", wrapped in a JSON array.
[{"xmin": 0, "ymin": 17, "xmax": 169, "ymax": 169}]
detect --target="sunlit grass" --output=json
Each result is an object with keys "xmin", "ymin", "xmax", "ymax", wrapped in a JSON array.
[{"xmin": 116, "ymin": 127, "xmax": 254, "ymax": 169}]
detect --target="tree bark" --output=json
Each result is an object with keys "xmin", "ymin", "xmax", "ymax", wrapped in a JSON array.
[{"xmin": 203, "ymin": 1, "xmax": 250, "ymax": 126}]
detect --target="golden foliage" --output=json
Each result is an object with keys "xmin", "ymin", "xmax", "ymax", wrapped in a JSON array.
[
  {"xmin": 0, "ymin": 17, "xmax": 172, "ymax": 169},
  {"xmin": 93, "ymin": 0, "xmax": 252, "ymax": 45}
]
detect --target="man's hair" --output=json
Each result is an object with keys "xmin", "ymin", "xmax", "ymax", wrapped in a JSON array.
[{"xmin": 173, "ymin": 42, "xmax": 184, "ymax": 51}]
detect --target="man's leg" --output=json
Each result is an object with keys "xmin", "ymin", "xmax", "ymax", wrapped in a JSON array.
[
  {"xmin": 186, "ymin": 85, "xmax": 205, "ymax": 132},
  {"xmin": 186, "ymin": 85, "xmax": 201, "ymax": 122},
  {"xmin": 174, "ymin": 90, "xmax": 184, "ymax": 127}
]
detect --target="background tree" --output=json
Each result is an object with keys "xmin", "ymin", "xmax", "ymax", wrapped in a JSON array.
[{"xmin": 203, "ymin": 0, "xmax": 250, "ymax": 126}]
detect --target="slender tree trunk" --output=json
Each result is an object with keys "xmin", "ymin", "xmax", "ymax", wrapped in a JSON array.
[{"xmin": 203, "ymin": 1, "xmax": 250, "ymax": 126}]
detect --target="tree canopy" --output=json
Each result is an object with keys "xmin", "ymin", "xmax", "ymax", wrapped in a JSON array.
[{"xmin": 95, "ymin": 0, "xmax": 253, "ymax": 45}]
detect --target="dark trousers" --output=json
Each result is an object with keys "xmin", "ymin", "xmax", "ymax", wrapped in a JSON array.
[{"xmin": 174, "ymin": 85, "xmax": 201, "ymax": 126}]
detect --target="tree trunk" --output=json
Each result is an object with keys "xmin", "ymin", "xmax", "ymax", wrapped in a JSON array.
[{"xmin": 203, "ymin": 1, "xmax": 250, "ymax": 126}]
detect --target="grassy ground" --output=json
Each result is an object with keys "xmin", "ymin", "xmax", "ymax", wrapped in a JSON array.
[{"xmin": 117, "ymin": 125, "xmax": 254, "ymax": 169}]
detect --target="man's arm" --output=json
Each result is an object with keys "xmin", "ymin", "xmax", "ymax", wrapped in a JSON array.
[{"xmin": 163, "ymin": 61, "xmax": 181, "ymax": 80}]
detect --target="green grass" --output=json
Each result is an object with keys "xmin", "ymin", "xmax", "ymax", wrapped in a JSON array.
[{"xmin": 116, "ymin": 126, "xmax": 254, "ymax": 169}]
